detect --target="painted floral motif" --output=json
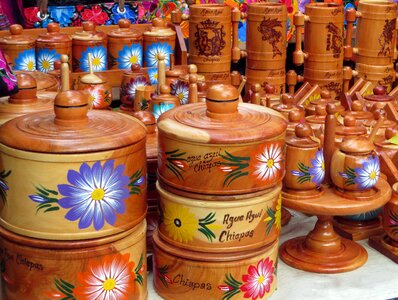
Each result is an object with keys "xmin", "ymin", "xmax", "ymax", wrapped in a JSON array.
[
  {"xmin": 264, "ymin": 194, "xmax": 282, "ymax": 234},
  {"xmin": 74, "ymin": 253, "xmax": 136, "ymax": 299},
  {"xmin": 28, "ymin": 160, "xmax": 143, "ymax": 231},
  {"xmin": 156, "ymin": 264, "xmax": 172, "ymax": 288},
  {"xmin": 147, "ymin": 68, "xmax": 159, "ymax": 85},
  {"xmin": 145, "ymin": 42, "xmax": 172, "ymax": 67},
  {"xmin": 0, "ymin": 170, "xmax": 11, "ymax": 205},
  {"xmin": 171, "ymin": 80, "xmax": 189, "ymax": 105},
  {"xmin": 388, "ymin": 210, "xmax": 398, "ymax": 236},
  {"xmin": 49, "ymin": 5, "xmax": 76, "ymax": 26},
  {"xmin": 219, "ymin": 151, "xmax": 250, "ymax": 187},
  {"xmin": 81, "ymin": 5, "xmax": 109, "ymax": 24},
  {"xmin": 152, "ymin": 102, "xmax": 175, "ymax": 121},
  {"xmin": 291, "ymin": 149, "xmax": 324, "ymax": 187},
  {"xmin": 109, "ymin": 4, "xmax": 137, "ymax": 25},
  {"xmin": 219, "ymin": 257, "xmax": 275, "ymax": 300},
  {"xmin": 121, "ymin": 77, "xmax": 150, "ymax": 103},
  {"xmin": 340, "ymin": 156, "xmax": 380, "ymax": 189},
  {"xmin": 85, "ymin": 85, "xmax": 112, "ymax": 109},
  {"xmin": 304, "ymin": 93, "xmax": 320, "ymax": 107},
  {"xmin": 0, "ymin": 54, "xmax": 17, "ymax": 92},
  {"xmin": 36, "ymin": 48, "xmax": 60, "ymax": 73},
  {"xmin": 252, "ymin": 144, "xmax": 283, "ymax": 183},
  {"xmin": 162, "ymin": 203, "xmax": 220, "ymax": 243},
  {"xmin": 160, "ymin": 148, "xmax": 188, "ymax": 180},
  {"xmin": 80, "ymin": 46, "xmax": 107, "ymax": 72},
  {"xmin": 117, "ymin": 44, "xmax": 143, "ymax": 69},
  {"xmin": 14, "ymin": 48, "xmax": 36, "ymax": 71}
]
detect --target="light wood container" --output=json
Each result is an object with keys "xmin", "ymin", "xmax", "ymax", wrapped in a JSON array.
[
  {"xmin": 0, "ymin": 90, "xmax": 147, "ymax": 240},
  {"xmin": 355, "ymin": 64, "xmax": 396, "ymax": 92},
  {"xmin": 157, "ymin": 181, "xmax": 281, "ymax": 253},
  {"xmin": 153, "ymin": 230, "xmax": 278, "ymax": 300},
  {"xmin": 0, "ymin": 220, "xmax": 147, "ymax": 300},
  {"xmin": 245, "ymin": 68, "xmax": 286, "ymax": 95}
]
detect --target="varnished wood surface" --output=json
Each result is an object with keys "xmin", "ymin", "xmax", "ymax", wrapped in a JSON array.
[
  {"xmin": 369, "ymin": 234, "xmax": 398, "ymax": 264},
  {"xmin": 333, "ymin": 217, "xmax": 383, "ymax": 241}
]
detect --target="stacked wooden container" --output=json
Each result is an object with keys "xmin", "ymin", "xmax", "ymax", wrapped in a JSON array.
[
  {"xmin": 0, "ymin": 86, "xmax": 148, "ymax": 298},
  {"xmin": 152, "ymin": 84, "xmax": 287, "ymax": 299},
  {"xmin": 245, "ymin": 3, "xmax": 287, "ymax": 96}
]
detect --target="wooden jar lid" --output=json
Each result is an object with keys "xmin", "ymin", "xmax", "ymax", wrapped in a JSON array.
[
  {"xmin": 72, "ymin": 21, "xmax": 107, "ymax": 41},
  {"xmin": 144, "ymin": 18, "xmax": 175, "ymax": 37},
  {"xmin": 108, "ymin": 19, "xmax": 142, "ymax": 39},
  {"xmin": 37, "ymin": 22, "xmax": 71, "ymax": 43},
  {"xmin": 124, "ymin": 63, "xmax": 146, "ymax": 76},
  {"xmin": 336, "ymin": 115, "xmax": 367, "ymax": 136},
  {"xmin": 15, "ymin": 71, "xmax": 58, "ymax": 91},
  {"xmin": 306, "ymin": 105, "xmax": 327, "ymax": 124},
  {"xmin": 341, "ymin": 100, "xmax": 373, "ymax": 120},
  {"xmin": 0, "ymin": 90, "xmax": 146, "ymax": 153},
  {"xmin": 158, "ymin": 84, "xmax": 287, "ymax": 144},
  {"xmin": 286, "ymin": 123, "xmax": 318, "ymax": 148},
  {"xmin": 339, "ymin": 136, "xmax": 374, "ymax": 154},
  {"xmin": 0, "ymin": 24, "xmax": 35, "ymax": 45},
  {"xmin": 365, "ymin": 86, "xmax": 394, "ymax": 103}
]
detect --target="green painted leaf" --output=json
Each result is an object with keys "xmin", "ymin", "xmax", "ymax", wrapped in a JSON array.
[{"xmin": 388, "ymin": 135, "xmax": 398, "ymax": 145}]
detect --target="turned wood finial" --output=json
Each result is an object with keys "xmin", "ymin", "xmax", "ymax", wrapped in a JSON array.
[
  {"xmin": 238, "ymin": 77, "xmax": 246, "ymax": 95},
  {"xmin": 188, "ymin": 64, "xmax": 198, "ymax": 74},
  {"xmin": 250, "ymin": 83, "xmax": 261, "ymax": 105},
  {"xmin": 324, "ymin": 103, "xmax": 336, "ymax": 185},
  {"xmin": 9, "ymin": 73, "xmax": 38, "ymax": 104},
  {"xmin": 373, "ymin": 86, "xmax": 386, "ymax": 96},
  {"xmin": 295, "ymin": 122, "xmax": 313, "ymax": 138},
  {"xmin": 287, "ymin": 70, "xmax": 297, "ymax": 95},
  {"xmin": 344, "ymin": 8, "xmax": 356, "ymax": 61},
  {"xmin": 169, "ymin": 53, "xmax": 175, "ymax": 70},
  {"xmin": 344, "ymin": 114, "xmax": 357, "ymax": 127},
  {"xmin": 320, "ymin": 90, "xmax": 331, "ymax": 102},
  {"xmin": 293, "ymin": 12, "xmax": 306, "ymax": 66},
  {"xmin": 157, "ymin": 52, "xmax": 166, "ymax": 94},
  {"xmin": 264, "ymin": 84, "xmax": 275, "ymax": 95},
  {"xmin": 118, "ymin": 18, "xmax": 131, "ymax": 29},
  {"xmin": 60, "ymin": 54, "xmax": 70, "ymax": 92},
  {"xmin": 351, "ymin": 100, "xmax": 363, "ymax": 112},
  {"xmin": 289, "ymin": 109, "xmax": 304, "ymax": 123},
  {"xmin": 281, "ymin": 93, "xmax": 294, "ymax": 108},
  {"xmin": 231, "ymin": 7, "xmax": 241, "ymax": 63},
  {"xmin": 188, "ymin": 73, "xmax": 198, "ymax": 104},
  {"xmin": 54, "ymin": 90, "xmax": 89, "ymax": 127}
]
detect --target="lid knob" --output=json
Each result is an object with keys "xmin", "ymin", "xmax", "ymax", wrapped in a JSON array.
[
  {"xmin": 47, "ymin": 22, "xmax": 60, "ymax": 33},
  {"xmin": 295, "ymin": 123, "xmax": 313, "ymax": 138},
  {"xmin": 188, "ymin": 64, "xmax": 198, "ymax": 74},
  {"xmin": 264, "ymin": 84, "xmax": 275, "ymax": 94},
  {"xmin": 152, "ymin": 17, "xmax": 166, "ymax": 28},
  {"xmin": 131, "ymin": 63, "xmax": 141, "ymax": 72},
  {"xmin": 289, "ymin": 109, "xmax": 304, "ymax": 122},
  {"xmin": 351, "ymin": 100, "xmax": 363, "ymax": 112},
  {"xmin": 132, "ymin": 111, "xmax": 156, "ymax": 134},
  {"xmin": 385, "ymin": 127, "xmax": 398, "ymax": 140},
  {"xmin": 83, "ymin": 21, "xmax": 96, "ymax": 32},
  {"xmin": 373, "ymin": 86, "xmax": 386, "ymax": 96},
  {"xmin": 281, "ymin": 93, "xmax": 294, "ymax": 107},
  {"xmin": 54, "ymin": 59, "xmax": 61, "ymax": 70},
  {"xmin": 320, "ymin": 90, "xmax": 331, "ymax": 101},
  {"xmin": 54, "ymin": 90, "xmax": 89, "ymax": 126},
  {"xmin": 10, "ymin": 24, "xmax": 23, "ymax": 35},
  {"xmin": 206, "ymin": 84, "xmax": 239, "ymax": 119},
  {"xmin": 344, "ymin": 114, "xmax": 356, "ymax": 127},
  {"xmin": 160, "ymin": 84, "xmax": 171, "ymax": 95},
  {"xmin": 315, "ymin": 104, "xmax": 327, "ymax": 116},
  {"xmin": 9, "ymin": 73, "xmax": 37, "ymax": 104},
  {"xmin": 118, "ymin": 19, "xmax": 131, "ymax": 29}
]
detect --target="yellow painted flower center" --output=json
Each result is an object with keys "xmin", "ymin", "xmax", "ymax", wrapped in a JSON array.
[
  {"xmin": 174, "ymin": 218, "xmax": 182, "ymax": 227},
  {"xmin": 27, "ymin": 61, "xmax": 35, "ymax": 71},
  {"xmin": 103, "ymin": 278, "xmax": 116, "ymax": 291},
  {"xmin": 178, "ymin": 93, "xmax": 184, "ymax": 100},
  {"xmin": 258, "ymin": 275, "xmax": 265, "ymax": 284},
  {"xmin": 322, "ymin": 162, "xmax": 325, "ymax": 170},
  {"xmin": 42, "ymin": 60, "xmax": 50, "ymax": 70},
  {"xmin": 92, "ymin": 188, "xmax": 105, "ymax": 201},
  {"xmin": 130, "ymin": 55, "xmax": 138, "ymax": 64},
  {"xmin": 153, "ymin": 74, "xmax": 158, "ymax": 79},
  {"xmin": 267, "ymin": 159, "xmax": 274, "ymax": 168},
  {"xmin": 92, "ymin": 57, "xmax": 101, "ymax": 67},
  {"xmin": 89, "ymin": 94, "xmax": 96, "ymax": 103},
  {"xmin": 369, "ymin": 171, "xmax": 377, "ymax": 180}
]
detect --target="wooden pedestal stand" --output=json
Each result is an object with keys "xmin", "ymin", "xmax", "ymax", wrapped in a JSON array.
[
  {"xmin": 333, "ymin": 217, "xmax": 382, "ymax": 241},
  {"xmin": 280, "ymin": 180, "xmax": 391, "ymax": 273}
]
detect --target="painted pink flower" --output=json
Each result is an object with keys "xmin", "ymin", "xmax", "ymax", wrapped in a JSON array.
[{"xmin": 240, "ymin": 258, "xmax": 274, "ymax": 300}]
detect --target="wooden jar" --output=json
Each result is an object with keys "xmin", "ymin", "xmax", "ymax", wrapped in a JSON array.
[
  {"xmin": 340, "ymin": 100, "xmax": 373, "ymax": 123},
  {"xmin": 355, "ymin": 64, "xmax": 396, "ymax": 92},
  {"xmin": 331, "ymin": 136, "xmax": 380, "ymax": 194},
  {"xmin": 153, "ymin": 230, "xmax": 278, "ymax": 300},
  {"xmin": 355, "ymin": 1, "xmax": 397, "ymax": 66},
  {"xmin": 36, "ymin": 23, "xmax": 72, "ymax": 73},
  {"xmin": 0, "ymin": 220, "xmax": 147, "ymax": 300},
  {"xmin": 72, "ymin": 21, "xmax": 108, "ymax": 72},
  {"xmin": 284, "ymin": 123, "xmax": 324, "ymax": 193},
  {"xmin": 149, "ymin": 85, "xmax": 180, "ymax": 121},
  {"xmin": 301, "ymin": 3, "xmax": 345, "ymax": 99},
  {"xmin": 108, "ymin": 19, "xmax": 143, "ymax": 70},
  {"xmin": 15, "ymin": 71, "xmax": 59, "ymax": 92},
  {"xmin": 335, "ymin": 115, "xmax": 367, "ymax": 145},
  {"xmin": 120, "ymin": 64, "xmax": 150, "ymax": 111},
  {"xmin": 245, "ymin": 68, "xmax": 286, "ymax": 95},
  {"xmin": 157, "ymin": 181, "xmax": 281, "ymax": 253},
  {"xmin": 363, "ymin": 86, "xmax": 396, "ymax": 110},
  {"xmin": 382, "ymin": 182, "xmax": 398, "ymax": 248},
  {"xmin": 0, "ymin": 24, "xmax": 36, "ymax": 71},
  {"xmin": 143, "ymin": 18, "xmax": 176, "ymax": 68},
  {"xmin": 0, "ymin": 90, "xmax": 147, "ymax": 240},
  {"xmin": 77, "ymin": 74, "xmax": 113, "ymax": 110},
  {"xmin": 271, "ymin": 94, "xmax": 297, "ymax": 119},
  {"xmin": 157, "ymin": 84, "xmax": 287, "ymax": 195},
  {"xmin": 0, "ymin": 73, "xmax": 53, "ymax": 125},
  {"xmin": 172, "ymin": 66, "xmax": 206, "ymax": 105}
]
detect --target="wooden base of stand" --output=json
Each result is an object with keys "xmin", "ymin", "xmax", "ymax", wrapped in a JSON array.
[
  {"xmin": 333, "ymin": 217, "xmax": 383, "ymax": 241},
  {"xmin": 279, "ymin": 216, "xmax": 368, "ymax": 273},
  {"xmin": 282, "ymin": 207, "xmax": 292, "ymax": 226},
  {"xmin": 369, "ymin": 234, "xmax": 398, "ymax": 264}
]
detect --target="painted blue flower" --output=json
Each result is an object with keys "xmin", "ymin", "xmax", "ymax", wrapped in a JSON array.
[
  {"xmin": 57, "ymin": 160, "xmax": 130, "ymax": 231},
  {"xmin": 308, "ymin": 150, "xmax": 325, "ymax": 186},
  {"xmin": 117, "ymin": 44, "xmax": 143, "ymax": 69},
  {"xmin": 152, "ymin": 102, "xmax": 175, "ymax": 121},
  {"xmin": 14, "ymin": 48, "xmax": 36, "ymax": 71},
  {"xmin": 171, "ymin": 80, "xmax": 189, "ymax": 105},
  {"xmin": 29, "ymin": 194, "xmax": 46, "ymax": 203},
  {"xmin": 354, "ymin": 156, "xmax": 380, "ymax": 190},
  {"xmin": 36, "ymin": 48, "xmax": 60, "ymax": 73},
  {"xmin": 291, "ymin": 170, "xmax": 305, "ymax": 177},
  {"xmin": 238, "ymin": 20, "xmax": 246, "ymax": 43},
  {"xmin": 145, "ymin": 42, "xmax": 172, "ymax": 67},
  {"xmin": 49, "ymin": 6, "xmax": 75, "ymax": 27},
  {"xmin": 122, "ymin": 76, "xmax": 149, "ymax": 100},
  {"xmin": 80, "ymin": 46, "xmax": 107, "ymax": 72},
  {"xmin": 147, "ymin": 68, "xmax": 158, "ymax": 85},
  {"xmin": 111, "ymin": 4, "xmax": 137, "ymax": 24}
]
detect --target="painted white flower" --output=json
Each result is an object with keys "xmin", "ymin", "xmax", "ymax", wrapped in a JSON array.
[
  {"xmin": 145, "ymin": 42, "xmax": 172, "ymax": 67},
  {"xmin": 36, "ymin": 48, "xmax": 59, "ymax": 73},
  {"xmin": 253, "ymin": 144, "xmax": 283, "ymax": 182},
  {"xmin": 80, "ymin": 46, "xmax": 107, "ymax": 72},
  {"xmin": 354, "ymin": 156, "xmax": 380, "ymax": 190},
  {"xmin": 117, "ymin": 44, "xmax": 143, "ymax": 69},
  {"xmin": 14, "ymin": 49, "xmax": 36, "ymax": 71}
]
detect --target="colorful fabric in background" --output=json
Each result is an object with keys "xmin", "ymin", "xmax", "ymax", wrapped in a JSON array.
[{"xmin": 0, "ymin": 49, "xmax": 18, "ymax": 97}]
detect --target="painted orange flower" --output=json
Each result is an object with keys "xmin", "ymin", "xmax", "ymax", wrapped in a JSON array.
[{"xmin": 74, "ymin": 253, "xmax": 135, "ymax": 300}]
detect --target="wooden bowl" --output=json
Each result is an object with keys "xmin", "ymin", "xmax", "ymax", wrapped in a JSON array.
[
  {"xmin": 157, "ymin": 181, "xmax": 281, "ymax": 253},
  {"xmin": 153, "ymin": 230, "xmax": 278, "ymax": 300},
  {"xmin": 0, "ymin": 91, "xmax": 147, "ymax": 240},
  {"xmin": 0, "ymin": 220, "xmax": 147, "ymax": 300},
  {"xmin": 157, "ymin": 84, "xmax": 287, "ymax": 195}
]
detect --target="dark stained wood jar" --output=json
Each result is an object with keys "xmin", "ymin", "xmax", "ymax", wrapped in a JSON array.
[
  {"xmin": 0, "ymin": 89, "xmax": 147, "ymax": 240},
  {"xmin": 157, "ymin": 84, "xmax": 287, "ymax": 195}
]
